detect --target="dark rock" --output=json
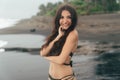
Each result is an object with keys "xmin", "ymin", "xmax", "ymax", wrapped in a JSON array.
[{"xmin": 30, "ymin": 28, "xmax": 36, "ymax": 32}]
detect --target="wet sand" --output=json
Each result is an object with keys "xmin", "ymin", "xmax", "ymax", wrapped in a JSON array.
[{"xmin": 0, "ymin": 51, "xmax": 49, "ymax": 80}]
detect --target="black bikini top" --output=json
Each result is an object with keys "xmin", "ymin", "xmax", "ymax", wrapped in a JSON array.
[
  {"xmin": 63, "ymin": 52, "xmax": 73, "ymax": 67},
  {"xmin": 69, "ymin": 52, "xmax": 73, "ymax": 57}
]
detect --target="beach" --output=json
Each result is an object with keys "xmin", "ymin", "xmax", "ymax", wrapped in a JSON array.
[{"xmin": 0, "ymin": 13, "xmax": 120, "ymax": 80}]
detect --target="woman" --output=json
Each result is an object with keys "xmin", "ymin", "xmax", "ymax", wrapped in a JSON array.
[{"xmin": 40, "ymin": 4, "xmax": 78, "ymax": 80}]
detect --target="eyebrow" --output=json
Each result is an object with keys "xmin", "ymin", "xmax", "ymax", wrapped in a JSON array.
[{"xmin": 61, "ymin": 14, "xmax": 71, "ymax": 17}]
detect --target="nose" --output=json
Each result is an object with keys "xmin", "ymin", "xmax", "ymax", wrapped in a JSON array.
[{"xmin": 63, "ymin": 18, "xmax": 68, "ymax": 24}]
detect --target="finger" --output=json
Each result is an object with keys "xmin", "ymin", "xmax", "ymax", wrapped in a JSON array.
[{"xmin": 59, "ymin": 26, "xmax": 63, "ymax": 31}]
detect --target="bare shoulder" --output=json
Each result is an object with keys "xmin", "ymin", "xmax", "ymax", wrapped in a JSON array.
[{"xmin": 67, "ymin": 29, "xmax": 78, "ymax": 41}]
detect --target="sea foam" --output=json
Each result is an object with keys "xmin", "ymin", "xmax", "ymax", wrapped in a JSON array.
[{"xmin": 0, "ymin": 40, "xmax": 8, "ymax": 52}]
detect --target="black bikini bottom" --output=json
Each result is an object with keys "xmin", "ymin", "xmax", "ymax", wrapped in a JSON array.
[{"xmin": 48, "ymin": 73, "xmax": 75, "ymax": 80}]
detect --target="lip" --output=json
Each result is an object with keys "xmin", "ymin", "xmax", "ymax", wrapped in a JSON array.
[
  {"xmin": 62, "ymin": 25, "xmax": 68, "ymax": 28},
  {"xmin": 62, "ymin": 26, "xmax": 69, "ymax": 30},
  {"xmin": 62, "ymin": 24, "xmax": 69, "ymax": 27}
]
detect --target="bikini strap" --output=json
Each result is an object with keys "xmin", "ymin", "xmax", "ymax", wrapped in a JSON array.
[
  {"xmin": 60, "ymin": 73, "xmax": 75, "ymax": 80},
  {"xmin": 63, "ymin": 52, "xmax": 73, "ymax": 67},
  {"xmin": 64, "ymin": 60, "xmax": 73, "ymax": 67},
  {"xmin": 70, "ymin": 52, "xmax": 73, "ymax": 57}
]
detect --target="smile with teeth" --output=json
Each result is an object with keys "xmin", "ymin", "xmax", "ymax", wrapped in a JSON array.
[
  {"xmin": 62, "ymin": 24, "xmax": 69, "ymax": 27},
  {"xmin": 61, "ymin": 25, "xmax": 68, "ymax": 29}
]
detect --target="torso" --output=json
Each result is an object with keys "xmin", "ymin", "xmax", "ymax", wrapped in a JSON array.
[
  {"xmin": 49, "ymin": 62, "xmax": 73, "ymax": 78},
  {"xmin": 49, "ymin": 29, "xmax": 78, "ymax": 79}
]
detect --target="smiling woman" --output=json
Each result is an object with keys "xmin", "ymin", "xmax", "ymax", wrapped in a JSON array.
[
  {"xmin": 59, "ymin": 10, "xmax": 72, "ymax": 30},
  {"xmin": 40, "ymin": 4, "xmax": 78, "ymax": 80}
]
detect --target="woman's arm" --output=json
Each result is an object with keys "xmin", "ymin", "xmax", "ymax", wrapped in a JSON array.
[
  {"xmin": 40, "ymin": 35, "xmax": 61, "ymax": 56},
  {"xmin": 44, "ymin": 30, "xmax": 78, "ymax": 64},
  {"xmin": 40, "ymin": 26, "xmax": 64, "ymax": 56}
]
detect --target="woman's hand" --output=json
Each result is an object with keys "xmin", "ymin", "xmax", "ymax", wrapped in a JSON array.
[
  {"xmin": 52, "ymin": 26, "xmax": 65, "ymax": 42},
  {"xmin": 58, "ymin": 26, "xmax": 65, "ymax": 37}
]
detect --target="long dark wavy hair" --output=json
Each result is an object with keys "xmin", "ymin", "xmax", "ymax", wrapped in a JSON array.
[{"xmin": 41, "ymin": 4, "xmax": 77, "ymax": 56}]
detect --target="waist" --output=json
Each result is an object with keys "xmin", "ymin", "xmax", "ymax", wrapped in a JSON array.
[
  {"xmin": 63, "ymin": 60, "xmax": 73, "ymax": 67},
  {"xmin": 49, "ymin": 62, "xmax": 73, "ymax": 78}
]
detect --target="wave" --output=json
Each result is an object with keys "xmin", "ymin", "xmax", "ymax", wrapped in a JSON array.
[
  {"xmin": 0, "ymin": 40, "xmax": 8, "ymax": 47},
  {"xmin": 0, "ymin": 40, "xmax": 8, "ymax": 52},
  {"xmin": 0, "ymin": 18, "xmax": 19, "ymax": 29}
]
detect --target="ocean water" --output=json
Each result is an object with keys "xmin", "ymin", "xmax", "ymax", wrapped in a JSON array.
[
  {"xmin": 0, "ymin": 34, "xmax": 49, "ymax": 80},
  {"xmin": 0, "ymin": 18, "xmax": 49, "ymax": 80},
  {"xmin": 0, "ymin": 34, "xmax": 45, "ymax": 52},
  {"xmin": 0, "ymin": 18, "xmax": 43, "ymax": 52},
  {"xmin": 0, "ymin": 18, "xmax": 19, "ymax": 52},
  {"xmin": 0, "ymin": 18, "xmax": 19, "ymax": 29}
]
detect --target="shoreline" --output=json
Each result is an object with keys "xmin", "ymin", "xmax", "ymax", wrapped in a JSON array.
[{"xmin": 0, "ymin": 28, "xmax": 119, "ymax": 43}]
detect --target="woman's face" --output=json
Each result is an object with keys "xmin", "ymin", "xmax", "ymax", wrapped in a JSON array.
[{"xmin": 59, "ymin": 10, "xmax": 72, "ymax": 30}]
